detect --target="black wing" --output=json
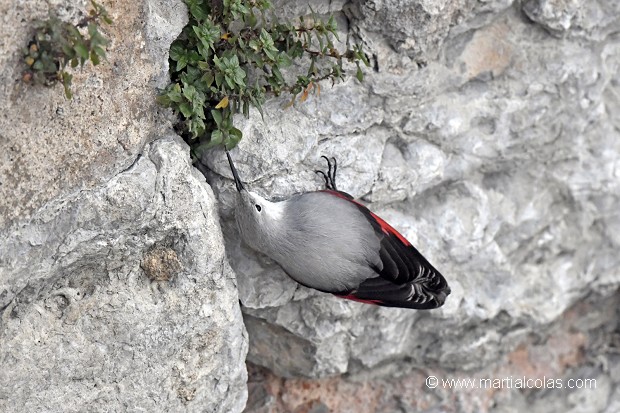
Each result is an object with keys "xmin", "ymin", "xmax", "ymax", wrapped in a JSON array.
[{"xmin": 324, "ymin": 190, "xmax": 451, "ymax": 309}]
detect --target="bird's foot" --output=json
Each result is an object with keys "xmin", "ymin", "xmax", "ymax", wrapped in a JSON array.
[{"xmin": 315, "ymin": 156, "xmax": 338, "ymax": 191}]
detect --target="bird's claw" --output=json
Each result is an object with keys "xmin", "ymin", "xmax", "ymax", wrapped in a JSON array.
[{"xmin": 316, "ymin": 156, "xmax": 338, "ymax": 190}]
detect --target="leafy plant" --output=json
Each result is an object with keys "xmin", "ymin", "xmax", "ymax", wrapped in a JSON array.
[
  {"xmin": 22, "ymin": 0, "xmax": 112, "ymax": 99},
  {"xmin": 158, "ymin": 0, "xmax": 369, "ymax": 158}
]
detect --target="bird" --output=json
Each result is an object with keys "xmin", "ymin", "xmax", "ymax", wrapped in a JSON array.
[{"xmin": 225, "ymin": 150, "xmax": 450, "ymax": 309}]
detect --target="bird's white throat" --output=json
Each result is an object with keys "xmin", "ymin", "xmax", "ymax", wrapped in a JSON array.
[{"xmin": 249, "ymin": 191, "xmax": 285, "ymax": 221}]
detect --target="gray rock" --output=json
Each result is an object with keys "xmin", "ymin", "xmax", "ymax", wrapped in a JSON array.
[
  {"xmin": 344, "ymin": 0, "xmax": 475, "ymax": 62},
  {"xmin": 527, "ymin": 368, "xmax": 612, "ymax": 413},
  {"xmin": 603, "ymin": 386, "xmax": 620, "ymax": 413},
  {"xmin": 0, "ymin": 1, "xmax": 250, "ymax": 410},
  {"xmin": 206, "ymin": 0, "xmax": 620, "ymax": 384},
  {"xmin": 145, "ymin": 0, "xmax": 189, "ymax": 87},
  {"xmin": 522, "ymin": 0, "xmax": 582, "ymax": 35},
  {"xmin": 2, "ymin": 0, "xmax": 619, "ymax": 411},
  {"xmin": 271, "ymin": 0, "xmax": 348, "ymax": 17},
  {"xmin": 243, "ymin": 293, "xmax": 620, "ymax": 412},
  {"xmin": 0, "ymin": 0, "xmax": 184, "ymax": 228},
  {"xmin": 0, "ymin": 137, "xmax": 248, "ymax": 412},
  {"xmin": 523, "ymin": 0, "xmax": 620, "ymax": 39}
]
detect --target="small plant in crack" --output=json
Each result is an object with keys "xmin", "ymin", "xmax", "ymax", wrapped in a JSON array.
[
  {"xmin": 22, "ymin": 0, "xmax": 112, "ymax": 99},
  {"xmin": 157, "ymin": 0, "xmax": 369, "ymax": 160}
]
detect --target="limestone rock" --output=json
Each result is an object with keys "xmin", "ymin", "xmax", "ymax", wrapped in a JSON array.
[
  {"xmin": 204, "ymin": 0, "xmax": 620, "ymax": 387},
  {"xmin": 0, "ymin": 137, "xmax": 248, "ymax": 412},
  {"xmin": 0, "ymin": 0, "xmax": 185, "ymax": 228},
  {"xmin": 245, "ymin": 294, "xmax": 620, "ymax": 412},
  {"xmin": 0, "ymin": 1, "xmax": 248, "ymax": 411},
  {"xmin": 522, "ymin": 0, "xmax": 582, "ymax": 35},
  {"xmin": 523, "ymin": 0, "xmax": 620, "ymax": 39},
  {"xmin": 2, "ymin": 0, "xmax": 619, "ymax": 411}
]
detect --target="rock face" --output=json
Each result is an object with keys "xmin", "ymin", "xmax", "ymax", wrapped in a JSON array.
[
  {"xmin": 1, "ymin": 0, "xmax": 619, "ymax": 412},
  {"xmin": 0, "ymin": 1, "xmax": 248, "ymax": 412},
  {"xmin": 0, "ymin": 137, "xmax": 248, "ymax": 412},
  {"xmin": 245, "ymin": 293, "xmax": 620, "ymax": 413},
  {"xmin": 0, "ymin": 0, "xmax": 183, "ymax": 227},
  {"xmin": 202, "ymin": 0, "xmax": 620, "ymax": 411}
]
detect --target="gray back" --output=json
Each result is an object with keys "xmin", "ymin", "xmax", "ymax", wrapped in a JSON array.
[{"xmin": 263, "ymin": 192, "xmax": 382, "ymax": 292}]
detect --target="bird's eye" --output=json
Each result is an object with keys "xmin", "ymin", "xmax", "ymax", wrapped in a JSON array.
[{"xmin": 255, "ymin": 204, "xmax": 262, "ymax": 212}]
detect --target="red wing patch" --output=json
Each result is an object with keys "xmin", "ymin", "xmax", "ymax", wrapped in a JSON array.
[
  {"xmin": 319, "ymin": 190, "xmax": 450, "ymax": 310},
  {"xmin": 321, "ymin": 190, "xmax": 412, "ymax": 246},
  {"xmin": 335, "ymin": 294, "xmax": 382, "ymax": 306},
  {"xmin": 320, "ymin": 189, "xmax": 354, "ymax": 201},
  {"xmin": 366, "ymin": 211, "xmax": 411, "ymax": 246}
]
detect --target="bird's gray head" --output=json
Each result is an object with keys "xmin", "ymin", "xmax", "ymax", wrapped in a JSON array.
[{"xmin": 225, "ymin": 151, "xmax": 285, "ymax": 253}]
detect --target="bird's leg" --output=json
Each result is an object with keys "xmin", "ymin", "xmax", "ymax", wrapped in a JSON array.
[
  {"xmin": 315, "ymin": 156, "xmax": 339, "ymax": 190},
  {"xmin": 330, "ymin": 157, "xmax": 338, "ymax": 190},
  {"xmin": 315, "ymin": 170, "xmax": 330, "ymax": 188}
]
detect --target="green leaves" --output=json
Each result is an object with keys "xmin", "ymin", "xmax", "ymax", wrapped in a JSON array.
[
  {"xmin": 62, "ymin": 72, "xmax": 73, "ymax": 99},
  {"xmin": 22, "ymin": 1, "xmax": 112, "ymax": 99},
  {"xmin": 193, "ymin": 21, "xmax": 219, "ymax": 56},
  {"xmin": 158, "ymin": 0, "xmax": 369, "ymax": 157},
  {"xmin": 213, "ymin": 55, "xmax": 246, "ymax": 89},
  {"xmin": 186, "ymin": 0, "xmax": 210, "ymax": 22},
  {"xmin": 223, "ymin": 0, "xmax": 251, "ymax": 21}
]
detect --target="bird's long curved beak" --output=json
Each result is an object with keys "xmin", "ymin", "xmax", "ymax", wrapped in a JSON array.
[{"xmin": 225, "ymin": 150, "xmax": 244, "ymax": 192}]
